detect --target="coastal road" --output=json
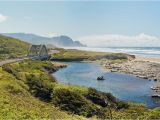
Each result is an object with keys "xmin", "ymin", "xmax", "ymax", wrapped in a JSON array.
[{"xmin": 0, "ymin": 57, "xmax": 29, "ymax": 66}]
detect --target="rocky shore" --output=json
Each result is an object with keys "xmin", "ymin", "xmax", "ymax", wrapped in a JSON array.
[
  {"xmin": 43, "ymin": 62, "xmax": 67, "ymax": 74},
  {"xmin": 100, "ymin": 58, "xmax": 160, "ymax": 92}
]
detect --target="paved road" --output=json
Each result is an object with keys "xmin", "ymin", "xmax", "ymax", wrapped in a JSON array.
[{"xmin": 0, "ymin": 57, "xmax": 28, "ymax": 66}]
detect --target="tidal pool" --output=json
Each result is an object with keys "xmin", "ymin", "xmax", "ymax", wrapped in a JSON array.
[{"xmin": 53, "ymin": 62, "xmax": 160, "ymax": 108}]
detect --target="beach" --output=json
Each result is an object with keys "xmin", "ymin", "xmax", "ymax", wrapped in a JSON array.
[{"xmin": 136, "ymin": 56, "xmax": 160, "ymax": 64}]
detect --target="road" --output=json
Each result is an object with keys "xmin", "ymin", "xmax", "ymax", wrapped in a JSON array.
[{"xmin": 0, "ymin": 57, "xmax": 28, "ymax": 66}]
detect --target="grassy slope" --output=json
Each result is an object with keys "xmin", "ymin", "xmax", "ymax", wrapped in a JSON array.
[
  {"xmin": 1, "ymin": 60, "xmax": 115, "ymax": 119},
  {"xmin": 0, "ymin": 35, "xmax": 30, "ymax": 60},
  {"xmin": 0, "ymin": 61, "xmax": 85, "ymax": 120},
  {"xmin": 0, "ymin": 60, "xmax": 159, "ymax": 119},
  {"xmin": 52, "ymin": 48, "xmax": 135, "ymax": 61}
]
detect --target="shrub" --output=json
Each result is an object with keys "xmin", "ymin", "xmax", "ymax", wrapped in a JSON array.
[
  {"xmin": 86, "ymin": 88, "xmax": 108, "ymax": 107},
  {"xmin": 26, "ymin": 74, "xmax": 53, "ymax": 101},
  {"xmin": 52, "ymin": 88, "xmax": 97, "ymax": 117},
  {"xmin": 116, "ymin": 101, "xmax": 129, "ymax": 109},
  {"xmin": 86, "ymin": 88, "xmax": 117, "ymax": 107},
  {"xmin": 102, "ymin": 92, "xmax": 117, "ymax": 103},
  {"xmin": 2, "ymin": 64, "xmax": 21, "ymax": 80},
  {"xmin": 2, "ymin": 64, "xmax": 14, "ymax": 74},
  {"xmin": 5, "ymin": 84, "xmax": 24, "ymax": 95}
]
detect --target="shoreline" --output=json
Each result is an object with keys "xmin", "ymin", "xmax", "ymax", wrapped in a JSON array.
[
  {"xmin": 99, "ymin": 55, "xmax": 160, "ymax": 93},
  {"xmin": 135, "ymin": 56, "xmax": 160, "ymax": 64},
  {"xmin": 53, "ymin": 60, "xmax": 159, "ymax": 108},
  {"xmin": 51, "ymin": 47, "xmax": 160, "ymax": 95}
]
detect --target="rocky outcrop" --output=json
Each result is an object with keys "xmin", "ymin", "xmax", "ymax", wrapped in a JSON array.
[
  {"xmin": 101, "ymin": 60, "xmax": 160, "ymax": 92},
  {"xmin": 43, "ymin": 62, "xmax": 67, "ymax": 74}
]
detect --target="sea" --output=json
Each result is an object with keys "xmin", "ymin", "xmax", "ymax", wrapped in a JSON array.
[{"xmin": 66, "ymin": 47, "xmax": 160, "ymax": 58}]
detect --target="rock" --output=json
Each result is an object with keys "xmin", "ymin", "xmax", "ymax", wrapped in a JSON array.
[
  {"xmin": 97, "ymin": 76, "xmax": 105, "ymax": 80},
  {"xmin": 102, "ymin": 59, "xmax": 160, "ymax": 89},
  {"xmin": 111, "ymin": 69, "xmax": 118, "ymax": 72},
  {"xmin": 154, "ymin": 79, "xmax": 157, "ymax": 81}
]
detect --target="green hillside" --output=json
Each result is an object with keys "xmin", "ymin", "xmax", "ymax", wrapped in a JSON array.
[
  {"xmin": 0, "ymin": 61, "xmax": 86, "ymax": 119},
  {"xmin": 0, "ymin": 35, "xmax": 30, "ymax": 60}
]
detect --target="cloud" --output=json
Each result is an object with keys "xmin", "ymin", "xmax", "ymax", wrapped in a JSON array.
[
  {"xmin": 0, "ymin": 14, "xmax": 8, "ymax": 23},
  {"xmin": 41, "ymin": 33, "xmax": 60, "ymax": 38},
  {"xmin": 78, "ymin": 33, "xmax": 160, "ymax": 47}
]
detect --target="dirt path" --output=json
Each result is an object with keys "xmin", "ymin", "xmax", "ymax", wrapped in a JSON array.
[{"xmin": 0, "ymin": 57, "xmax": 28, "ymax": 66}]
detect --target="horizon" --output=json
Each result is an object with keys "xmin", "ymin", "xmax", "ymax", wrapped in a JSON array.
[{"xmin": 0, "ymin": 1, "xmax": 160, "ymax": 47}]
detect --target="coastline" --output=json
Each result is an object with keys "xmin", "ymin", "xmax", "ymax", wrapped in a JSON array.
[
  {"xmin": 135, "ymin": 56, "xmax": 160, "ymax": 64},
  {"xmin": 53, "ymin": 48, "xmax": 160, "ymax": 81},
  {"xmin": 52, "ymin": 47, "xmax": 160, "ymax": 96},
  {"xmin": 100, "ymin": 55, "xmax": 160, "ymax": 93}
]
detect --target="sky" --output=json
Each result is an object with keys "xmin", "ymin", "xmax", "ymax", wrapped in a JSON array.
[{"xmin": 0, "ymin": 1, "xmax": 160, "ymax": 47}]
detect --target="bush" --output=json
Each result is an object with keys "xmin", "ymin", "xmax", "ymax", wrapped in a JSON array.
[
  {"xmin": 2, "ymin": 64, "xmax": 21, "ymax": 80},
  {"xmin": 52, "ymin": 88, "xmax": 97, "ymax": 117},
  {"xmin": 86, "ymin": 88, "xmax": 108, "ymax": 107},
  {"xmin": 102, "ymin": 92, "xmax": 117, "ymax": 103},
  {"xmin": 116, "ymin": 101, "xmax": 129, "ymax": 109},
  {"xmin": 86, "ymin": 88, "xmax": 117, "ymax": 107},
  {"xmin": 5, "ymin": 84, "xmax": 24, "ymax": 95},
  {"xmin": 26, "ymin": 74, "xmax": 53, "ymax": 101},
  {"xmin": 2, "ymin": 64, "xmax": 14, "ymax": 74}
]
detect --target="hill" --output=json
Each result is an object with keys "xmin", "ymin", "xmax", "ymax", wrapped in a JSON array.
[
  {"xmin": 0, "ymin": 35, "xmax": 30, "ymax": 60},
  {"xmin": 2, "ymin": 33, "xmax": 86, "ymax": 47},
  {"xmin": 0, "ymin": 61, "xmax": 85, "ymax": 119}
]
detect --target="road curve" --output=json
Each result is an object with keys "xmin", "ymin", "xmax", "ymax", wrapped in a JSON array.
[{"xmin": 0, "ymin": 57, "xmax": 29, "ymax": 66}]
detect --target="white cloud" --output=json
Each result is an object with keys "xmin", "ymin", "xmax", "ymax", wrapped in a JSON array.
[
  {"xmin": 41, "ymin": 33, "xmax": 60, "ymax": 38},
  {"xmin": 78, "ymin": 33, "xmax": 160, "ymax": 47},
  {"xmin": 0, "ymin": 14, "xmax": 8, "ymax": 23}
]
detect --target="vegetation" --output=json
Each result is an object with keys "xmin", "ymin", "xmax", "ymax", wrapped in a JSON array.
[
  {"xmin": 51, "ymin": 48, "xmax": 135, "ymax": 61},
  {"xmin": 0, "ymin": 60, "xmax": 159, "ymax": 119},
  {"xmin": 1, "ymin": 60, "xmax": 124, "ymax": 119},
  {"xmin": 0, "ymin": 62, "xmax": 84, "ymax": 119},
  {"xmin": 0, "ymin": 35, "xmax": 29, "ymax": 60}
]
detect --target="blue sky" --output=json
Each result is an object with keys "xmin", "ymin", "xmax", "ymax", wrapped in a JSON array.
[{"xmin": 0, "ymin": 1, "xmax": 160, "ymax": 47}]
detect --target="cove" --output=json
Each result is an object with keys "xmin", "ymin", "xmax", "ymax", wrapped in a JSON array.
[{"xmin": 53, "ymin": 62, "xmax": 160, "ymax": 108}]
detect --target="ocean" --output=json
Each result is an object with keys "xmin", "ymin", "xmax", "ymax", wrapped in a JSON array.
[{"xmin": 67, "ymin": 47, "xmax": 160, "ymax": 58}]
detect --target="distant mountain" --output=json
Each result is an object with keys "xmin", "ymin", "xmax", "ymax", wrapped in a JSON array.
[{"xmin": 2, "ymin": 33, "xmax": 86, "ymax": 47}]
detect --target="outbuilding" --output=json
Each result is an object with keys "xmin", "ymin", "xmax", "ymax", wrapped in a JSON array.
[{"xmin": 27, "ymin": 44, "xmax": 49, "ymax": 60}]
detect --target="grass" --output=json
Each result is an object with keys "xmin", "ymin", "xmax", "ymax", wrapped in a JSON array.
[
  {"xmin": 0, "ymin": 35, "xmax": 30, "ymax": 60},
  {"xmin": 0, "ymin": 65, "xmax": 84, "ymax": 120},
  {"xmin": 0, "ymin": 60, "xmax": 160, "ymax": 119},
  {"xmin": 51, "ymin": 48, "xmax": 135, "ymax": 61}
]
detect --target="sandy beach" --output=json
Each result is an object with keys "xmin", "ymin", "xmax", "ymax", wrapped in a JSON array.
[{"xmin": 135, "ymin": 56, "xmax": 160, "ymax": 64}]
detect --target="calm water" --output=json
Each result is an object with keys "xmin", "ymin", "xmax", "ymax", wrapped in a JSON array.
[{"xmin": 53, "ymin": 62, "xmax": 160, "ymax": 108}]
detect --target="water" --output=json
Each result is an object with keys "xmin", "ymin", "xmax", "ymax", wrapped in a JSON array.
[
  {"xmin": 66, "ymin": 47, "xmax": 160, "ymax": 58},
  {"xmin": 53, "ymin": 62, "xmax": 160, "ymax": 108}
]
